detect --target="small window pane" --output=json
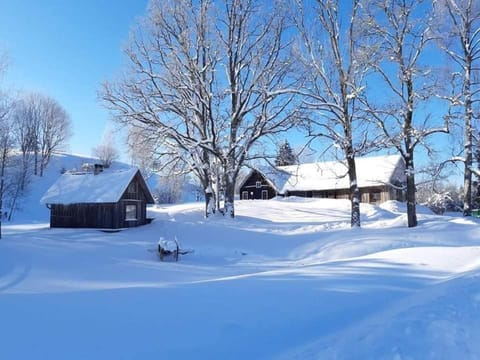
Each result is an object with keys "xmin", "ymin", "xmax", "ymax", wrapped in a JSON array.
[
  {"xmin": 127, "ymin": 182, "xmax": 137, "ymax": 193},
  {"xmin": 125, "ymin": 204, "xmax": 137, "ymax": 220}
]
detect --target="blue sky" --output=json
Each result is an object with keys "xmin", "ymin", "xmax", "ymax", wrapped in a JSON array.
[
  {"xmin": 0, "ymin": 1, "xmax": 461, "ymax": 184},
  {"xmin": 0, "ymin": 0, "xmax": 148, "ymax": 157}
]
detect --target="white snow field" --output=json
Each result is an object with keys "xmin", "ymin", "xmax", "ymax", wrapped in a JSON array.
[{"xmin": 2, "ymin": 196, "xmax": 480, "ymax": 359}]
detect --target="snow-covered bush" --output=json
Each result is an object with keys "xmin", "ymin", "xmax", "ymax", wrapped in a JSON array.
[
  {"xmin": 418, "ymin": 184, "xmax": 463, "ymax": 215},
  {"xmin": 153, "ymin": 175, "xmax": 186, "ymax": 204}
]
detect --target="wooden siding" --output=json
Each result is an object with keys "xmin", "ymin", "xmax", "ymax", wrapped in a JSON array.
[
  {"xmin": 239, "ymin": 170, "xmax": 277, "ymax": 200},
  {"xmin": 49, "ymin": 172, "xmax": 153, "ymax": 229},
  {"xmin": 288, "ymin": 186, "xmax": 404, "ymax": 203},
  {"xmin": 51, "ymin": 203, "xmax": 118, "ymax": 228}
]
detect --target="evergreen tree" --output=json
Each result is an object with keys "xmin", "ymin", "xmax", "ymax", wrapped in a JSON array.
[{"xmin": 275, "ymin": 140, "xmax": 298, "ymax": 166}]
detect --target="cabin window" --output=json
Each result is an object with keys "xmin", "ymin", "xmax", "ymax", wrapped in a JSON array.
[
  {"xmin": 127, "ymin": 182, "xmax": 137, "ymax": 194},
  {"xmin": 242, "ymin": 191, "xmax": 249, "ymax": 200},
  {"xmin": 261, "ymin": 190, "xmax": 268, "ymax": 200},
  {"xmin": 125, "ymin": 204, "xmax": 137, "ymax": 221},
  {"xmin": 370, "ymin": 191, "xmax": 382, "ymax": 203},
  {"xmin": 255, "ymin": 181, "xmax": 262, "ymax": 188}
]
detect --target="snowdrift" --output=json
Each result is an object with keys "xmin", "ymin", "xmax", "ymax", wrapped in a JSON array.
[{"xmin": 1, "ymin": 186, "xmax": 479, "ymax": 359}]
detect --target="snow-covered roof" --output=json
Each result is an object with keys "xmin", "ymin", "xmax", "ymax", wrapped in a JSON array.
[
  {"xmin": 251, "ymin": 154, "xmax": 404, "ymax": 193},
  {"xmin": 40, "ymin": 167, "xmax": 148, "ymax": 205}
]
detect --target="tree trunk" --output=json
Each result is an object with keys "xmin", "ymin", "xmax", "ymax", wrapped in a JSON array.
[
  {"xmin": 20, "ymin": 155, "xmax": 28, "ymax": 191},
  {"xmin": 34, "ymin": 149, "xmax": 38, "ymax": 176},
  {"xmin": 404, "ymin": 75, "xmax": 418, "ymax": 228},
  {"xmin": 40, "ymin": 157, "xmax": 46, "ymax": 177},
  {"xmin": 405, "ymin": 153, "xmax": 418, "ymax": 228},
  {"xmin": 8, "ymin": 185, "xmax": 20, "ymax": 222},
  {"xmin": 201, "ymin": 148, "xmax": 215, "ymax": 218},
  {"xmin": 224, "ymin": 174, "xmax": 235, "ymax": 218},
  {"xmin": 0, "ymin": 146, "xmax": 6, "ymax": 239},
  {"xmin": 215, "ymin": 169, "xmax": 221, "ymax": 213},
  {"xmin": 226, "ymin": 141, "xmax": 235, "ymax": 217},
  {"xmin": 463, "ymin": 133, "xmax": 472, "ymax": 216},
  {"xmin": 346, "ymin": 154, "xmax": 361, "ymax": 227},
  {"xmin": 205, "ymin": 188, "xmax": 215, "ymax": 218},
  {"xmin": 463, "ymin": 51, "xmax": 473, "ymax": 216}
]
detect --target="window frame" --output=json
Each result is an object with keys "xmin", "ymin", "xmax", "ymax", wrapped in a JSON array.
[
  {"xmin": 125, "ymin": 204, "xmax": 138, "ymax": 221},
  {"xmin": 261, "ymin": 190, "xmax": 268, "ymax": 200},
  {"xmin": 370, "ymin": 191, "xmax": 382, "ymax": 203}
]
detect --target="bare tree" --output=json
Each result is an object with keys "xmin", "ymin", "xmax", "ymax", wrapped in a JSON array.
[
  {"xmin": 434, "ymin": 0, "xmax": 480, "ymax": 216},
  {"xmin": 0, "ymin": 113, "xmax": 13, "ymax": 238},
  {"xmin": 13, "ymin": 95, "xmax": 39, "ymax": 187},
  {"xmin": 0, "ymin": 60, "xmax": 13, "ymax": 239},
  {"xmin": 92, "ymin": 128, "xmax": 119, "ymax": 168},
  {"xmin": 293, "ymin": 0, "xmax": 372, "ymax": 227},
  {"xmin": 13, "ymin": 93, "xmax": 71, "ymax": 179},
  {"xmin": 38, "ymin": 96, "xmax": 71, "ymax": 176},
  {"xmin": 103, "ymin": 0, "xmax": 298, "ymax": 218},
  {"xmin": 127, "ymin": 125, "xmax": 159, "ymax": 176},
  {"xmin": 103, "ymin": 0, "xmax": 218, "ymax": 217},
  {"xmin": 218, "ymin": 0, "xmax": 298, "ymax": 218},
  {"xmin": 154, "ymin": 173, "xmax": 187, "ymax": 204},
  {"xmin": 362, "ymin": 0, "xmax": 449, "ymax": 227}
]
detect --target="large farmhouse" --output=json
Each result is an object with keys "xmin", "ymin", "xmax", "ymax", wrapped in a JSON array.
[
  {"xmin": 239, "ymin": 154, "xmax": 406, "ymax": 204},
  {"xmin": 41, "ymin": 166, "xmax": 155, "ymax": 229}
]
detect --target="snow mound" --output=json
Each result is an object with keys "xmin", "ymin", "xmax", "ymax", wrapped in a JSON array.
[{"xmin": 380, "ymin": 200, "xmax": 434, "ymax": 215}]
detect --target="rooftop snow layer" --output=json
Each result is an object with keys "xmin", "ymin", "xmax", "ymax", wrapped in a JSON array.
[
  {"xmin": 40, "ymin": 167, "xmax": 140, "ymax": 205},
  {"xmin": 260, "ymin": 154, "xmax": 404, "ymax": 193}
]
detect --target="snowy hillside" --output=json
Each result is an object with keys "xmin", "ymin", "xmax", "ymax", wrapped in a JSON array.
[
  {"xmin": 8, "ymin": 152, "xmax": 200, "ymax": 222},
  {"xmin": 12, "ymin": 152, "xmax": 131, "ymax": 222},
  {"xmin": 1, "ymin": 197, "xmax": 480, "ymax": 359}
]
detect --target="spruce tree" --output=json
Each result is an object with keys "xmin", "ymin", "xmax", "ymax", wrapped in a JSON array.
[{"xmin": 275, "ymin": 140, "xmax": 298, "ymax": 166}]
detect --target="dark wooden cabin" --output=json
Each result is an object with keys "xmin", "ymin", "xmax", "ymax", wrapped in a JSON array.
[
  {"xmin": 238, "ymin": 170, "xmax": 277, "ymax": 200},
  {"xmin": 41, "ymin": 167, "xmax": 155, "ymax": 229},
  {"xmin": 238, "ymin": 155, "xmax": 406, "ymax": 204}
]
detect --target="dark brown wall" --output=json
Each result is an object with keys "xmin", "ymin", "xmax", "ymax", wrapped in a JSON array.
[
  {"xmin": 239, "ymin": 171, "xmax": 277, "ymax": 200},
  {"xmin": 50, "ymin": 203, "xmax": 119, "ymax": 228}
]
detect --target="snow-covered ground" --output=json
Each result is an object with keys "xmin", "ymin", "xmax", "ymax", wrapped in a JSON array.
[{"xmin": 1, "ymin": 195, "xmax": 480, "ymax": 359}]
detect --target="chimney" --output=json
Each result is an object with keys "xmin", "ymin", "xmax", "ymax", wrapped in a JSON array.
[{"xmin": 94, "ymin": 163, "xmax": 104, "ymax": 175}]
